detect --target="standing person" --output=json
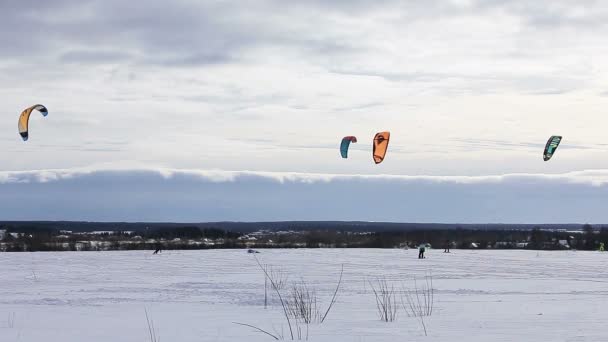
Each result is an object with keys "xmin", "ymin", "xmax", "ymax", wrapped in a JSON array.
[
  {"xmin": 418, "ymin": 244, "xmax": 426, "ymax": 259},
  {"xmin": 444, "ymin": 239, "xmax": 450, "ymax": 253}
]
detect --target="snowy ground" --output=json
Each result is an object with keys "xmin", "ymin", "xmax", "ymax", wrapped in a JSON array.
[{"xmin": 1, "ymin": 249, "xmax": 607, "ymax": 341}]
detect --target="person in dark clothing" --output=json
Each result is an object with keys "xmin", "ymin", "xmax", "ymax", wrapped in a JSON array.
[
  {"xmin": 444, "ymin": 240, "xmax": 450, "ymax": 253},
  {"xmin": 418, "ymin": 245, "xmax": 426, "ymax": 259}
]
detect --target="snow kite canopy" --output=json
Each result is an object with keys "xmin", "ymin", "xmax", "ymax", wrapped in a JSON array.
[
  {"xmin": 543, "ymin": 135, "xmax": 562, "ymax": 161},
  {"xmin": 18, "ymin": 104, "xmax": 48, "ymax": 141},
  {"xmin": 340, "ymin": 136, "xmax": 358, "ymax": 158},
  {"xmin": 373, "ymin": 131, "xmax": 390, "ymax": 164}
]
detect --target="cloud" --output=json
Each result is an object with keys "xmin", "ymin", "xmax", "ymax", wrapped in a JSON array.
[
  {"xmin": 59, "ymin": 50, "xmax": 132, "ymax": 64},
  {"xmin": 479, "ymin": 1, "xmax": 608, "ymax": 30},
  {"xmin": 1, "ymin": 167, "xmax": 608, "ymax": 223},
  {"xmin": 3, "ymin": 0, "xmax": 608, "ymax": 177},
  {"xmin": 4, "ymin": 166, "xmax": 608, "ymax": 186},
  {"xmin": 0, "ymin": 0, "xmax": 377, "ymax": 66},
  {"xmin": 448, "ymin": 138, "xmax": 596, "ymax": 152}
]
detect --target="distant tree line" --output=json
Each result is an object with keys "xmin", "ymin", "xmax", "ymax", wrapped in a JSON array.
[
  {"xmin": 296, "ymin": 225, "xmax": 608, "ymax": 250},
  {"xmin": 1, "ymin": 224, "xmax": 607, "ymax": 252},
  {"xmin": 144, "ymin": 226, "xmax": 241, "ymax": 240}
]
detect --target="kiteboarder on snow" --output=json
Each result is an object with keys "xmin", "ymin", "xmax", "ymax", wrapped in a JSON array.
[{"xmin": 418, "ymin": 244, "xmax": 426, "ymax": 259}]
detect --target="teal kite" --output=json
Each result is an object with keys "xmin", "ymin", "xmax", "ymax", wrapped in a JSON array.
[
  {"xmin": 340, "ymin": 136, "xmax": 357, "ymax": 158},
  {"xmin": 543, "ymin": 135, "xmax": 562, "ymax": 161}
]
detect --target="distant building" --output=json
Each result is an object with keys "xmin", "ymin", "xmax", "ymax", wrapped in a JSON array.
[
  {"xmin": 75, "ymin": 241, "xmax": 91, "ymax": 251},
  {"xmin": 202, "ymin": 238, "xmax": 215, "ymax": 246},
  {"xmin": 237, "ymin": 235, "xmax": 257, "ymax": 241}
]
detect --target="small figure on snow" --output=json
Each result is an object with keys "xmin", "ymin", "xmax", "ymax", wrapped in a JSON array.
[
  {"xmin": 444, "ymin": 239, "xmax": 451, "ymax": 253},
  {"xmin": 418, "ymin": 244, "xmax": 426, "ymax": 259}
]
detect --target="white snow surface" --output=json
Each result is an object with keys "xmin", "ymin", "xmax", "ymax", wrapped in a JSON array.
[{"xmin": 1, "ymin": 249, "xmax": 607, "ymax": 341}]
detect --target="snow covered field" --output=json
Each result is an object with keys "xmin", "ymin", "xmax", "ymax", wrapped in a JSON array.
[{"xmin": 1, "ymin": 249, "xmax": 607, "ymax": 341}]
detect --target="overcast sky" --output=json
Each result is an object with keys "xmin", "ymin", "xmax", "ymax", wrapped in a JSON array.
[{"xmin": 2, "ymin": 0, "xmax": 608, "ymax": 222}]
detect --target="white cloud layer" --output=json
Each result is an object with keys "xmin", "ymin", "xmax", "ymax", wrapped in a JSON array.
[{"xmin": 1, "ymin": 167, "xmax": 607, "ymax": 223}]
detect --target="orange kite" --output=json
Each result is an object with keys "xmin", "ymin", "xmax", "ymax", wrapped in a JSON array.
[{"xmin": 373, "ymin": 131, "xmax": 390, "ymax": 164}]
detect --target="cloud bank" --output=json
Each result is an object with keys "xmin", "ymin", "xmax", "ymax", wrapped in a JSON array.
[{"xmin": 1, "ymin": 167, "xmax": 607, "ymax": 223}]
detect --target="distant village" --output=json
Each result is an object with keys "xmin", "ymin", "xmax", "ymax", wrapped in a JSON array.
[{"xmin": 1, "ymin": 223, "xmax": 606, "ymax": 252}]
